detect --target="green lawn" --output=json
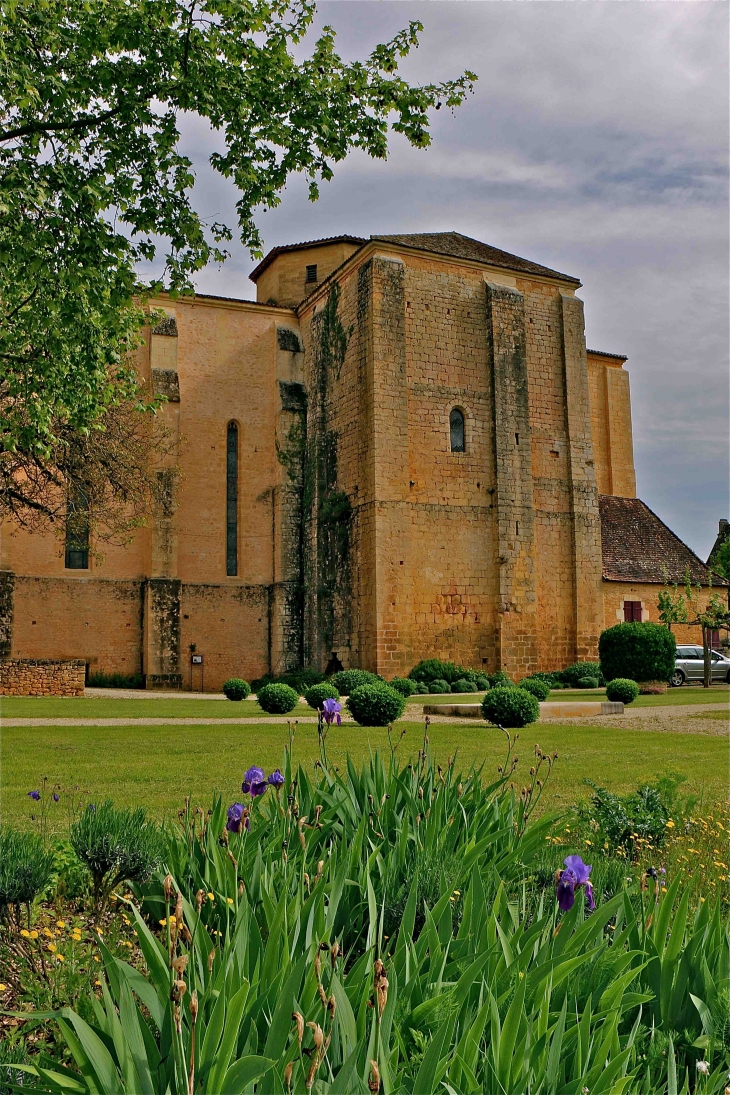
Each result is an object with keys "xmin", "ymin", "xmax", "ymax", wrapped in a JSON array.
[
  {"xmin": 2, "ymin": 718, "xmax": 725, "ymax": 830},
  {"xmin": 0, "ymin": 697, "xmax": 314, "ymax": 719},
  {"xmin": 414, "ymin": 686, "xmax": 728, "ymax": 707}
]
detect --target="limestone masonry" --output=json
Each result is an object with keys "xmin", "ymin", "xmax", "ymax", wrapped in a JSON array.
[{"xmin": 0, "ymin": 232, "xmax": 723, "ymax": 690}]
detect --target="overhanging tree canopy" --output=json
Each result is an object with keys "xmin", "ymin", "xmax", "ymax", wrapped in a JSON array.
[{"xmin": 0, "ymin": 0, "xmax": 474, "ymax": 533}]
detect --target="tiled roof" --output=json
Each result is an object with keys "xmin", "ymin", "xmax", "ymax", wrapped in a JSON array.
[
  {"xmin": 587, "ymin": 348, "xmax": 628, "ymax": 362},
  {"xmin": 599, "ymin": 495, "xmax": 728, "ymax": 586},
  {"xmin": 249, "ymin": 236, "xmax": 366, "ymax": 281},
  {"xmin": 370, "ymin": 231, "xmax": 581, "ymax": 285}
]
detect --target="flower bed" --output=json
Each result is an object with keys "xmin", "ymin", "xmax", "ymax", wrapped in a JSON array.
[{"xmin": 1, "ymin": 731, "xmax": 727, "ymax": 1093}]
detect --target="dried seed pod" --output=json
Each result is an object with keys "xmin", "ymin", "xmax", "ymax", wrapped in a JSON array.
[
  {"xmin": 327, "ymin": 995, "xmax": 336, "ymax": 1016},
  {"xmin": 208, "ymin": 947, "xmax": 216, "ymax": 973},
  {"xmin": 172, "ymin": 955, "xmax": 188, "ymax": 976},
  {"xmin": 331, "ymin": 940, "xmax": 340, "ymax": 965},
  {"xmin": 190, "ymin": 989, "xmax": 198, "ymax": 1022},
  {"xmin": 170, "ymin": 980, "xmax": 187, "ymax": 1003},
  {"xmin": 307, "ymin": 1022, "xmax": 324, "ymax": 1050},
  {"xmin": 292, "ymin": 1011, "xmax": 305, "ymax": 1044},
  {"xmin": 195, "ymin": 889, "xmax": 204, "ymax": 913},
  {"xmin": 284, "ymin": 1062, "xmax": 293, "ymax": 1091},
  {"xmin": 238, "ymin": 880, "xmax": 245, "ymax": 897},
  {"xmin": 180, "ymin": 923, "xmax": 192, "ymax": 944},
  {"xmin": 314, "ymin": 951, "xmax": 321, "ymax": 980},
  {"xmin": 174, "ymin": 892, "xmax": 184, "ymax": 926},
  {"xmin": 163, "ymin": 874, "xmax": 175, "ymax": 902},
  {"xmin": 298, "ymin": 818, "xmax": 308, "ymax": 849},
  {"xmin": 368, "ymin": 1060, "xmax": 381, "ymax": 1093},
  {"xmin": 318, "ymin": 983, "xmax": 328, "ymax": 1007}
]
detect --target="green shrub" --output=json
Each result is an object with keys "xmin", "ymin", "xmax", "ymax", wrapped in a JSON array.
[
  {"xmin": 87, "ymin": 672, "xmax": 144, "ymax": 689},
  {"xmin": 550, "ymin": 681, "xmax": 564, "ymax": 690},
  {"xmin": 577, "ymin": 676, "xmax": 599, "ymax": 689},
  {"xmin": 429, "ymin": 679, "xmax": 452, "ymax": 694},
  {"xmin": 558, "ymin": 662, "xmax": 604, "ymax": 688},
  {"xmin": 70, "ymin": 801, "xmax": 163, "ymax": 908},
  {"xmin": 525, "ymin": 670, "xmax": 561, "ymax": 688},
  {"xmin": 599, "ymin": 622, "xmax": 676, "ymax": 684},
  {"xmin": 580, "ymin": 773, "xmax": 695, "ymax": 857},
  {"xmin": 304, "ymin": 681, "xmax": 340, "ymax": 709},
  {"xmin": 346, "ymin": 684, "xmax": 406, "ymax": 726},
  {"xmin": 487, "ymin": 669, "xmax": 512, "ymax": 688},
  {"xmin": 222, "ymin": 677, "xmax": 250, "ymax": 701},
  {"xmin": 330, "ymin": 668, "xmax": 380, "ymax": 694},
  {"xmin": 257, "ymin": 682, "xmax": 299, "ymax": 713},
  {"xmin": 389, "ymin": 677, "xmax": 418, "ymax": 697},
  {"xmin": 451, "ymin": 678, "xmax": 477, "ymax": 693},
  {"xmin": 474, "ymin": 674, "xmax": 490, "ymax": 690},
  {"xmin": 481, "ymin": 685, "xmax": 539, "ymax": 728},
  {"xmin": 408, "ymin": 659, "xmax": 460, "ymax": 685},
  {"xmin": 605, "ymin": 678, "xmax": 640, "ymax": 704},
  {"xmin": 0, "ymin": 827, "xmax": 55, "ymax": 912},
  {"xmin": 519, "ymin": 678, "xmax": 550, "ymax": 701}
]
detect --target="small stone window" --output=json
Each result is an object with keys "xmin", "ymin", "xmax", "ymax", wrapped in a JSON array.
[
  {"xmin": 305, "ymin": 264, "xmax": 318, "ymax": 284},
  {"xmin": 623, "ymin": 600, "xmax": 642, "ymax": 622},
  {"xmin": 65, "ymin": 483, "xmax": 89, "ymax": 570},
  {"xmin": 449, "ymin": 407, "xmax": 465, "ymax": 453},
  {"xmin": 226, "ymin": 422, "xmax": 239, "ymax": 576}
]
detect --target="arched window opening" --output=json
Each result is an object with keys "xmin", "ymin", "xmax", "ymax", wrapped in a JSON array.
[
  {"xmin": 449, "ymin": 407, "xmax": 465, "ymax": 453},
  {"xmin": 226, "ymin": 422, "xmax": 239, "ymax": 576}
]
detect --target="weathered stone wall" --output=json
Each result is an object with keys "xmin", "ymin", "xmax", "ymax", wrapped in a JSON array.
[
  {"xmin": 0, "ymin": 658, "xmax": 85, "ymax": 696},
  {"xmin": 586, "ymin": 352, "xmax": 636, "ymax": 498}
]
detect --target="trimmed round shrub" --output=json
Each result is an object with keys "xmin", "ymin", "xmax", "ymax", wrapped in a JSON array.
[
  {"xmin": 599, "ymin": 622, "xmax": 676, "ymax": 685},
  {"xmin": 481, "ymin": 686, "xmax": 540, "ymax": 728},
  {"xmin": 330, "ymin": 668, "xmax": 380, "ymax": 695},
  {"xmin": 474, "ymin": 674, "xmax": 490, "ymax": 691},
  {"xmin": 451, "ymin": 678, "xmax": 477, "ymax": 693},
  {"xmin": 605, "ymin": 678, "xmax": 640, "ymax": 704},
  {"xmin": 257, "ymin": 682, "xmax": 299, "ymax": 714},
  {"xmin": 519, "ymin": 678, "xmax": 550, "ymax": 701},
  {"xmin": 559, "ymin": 662, "xmax": 604, "ymax": 688},
  {"xmin": 304, "ymin": 681, "xmax": 340, "ymax": 710},
  {"xmin": 577, "ymin": 676, "xmax": 600, "ymax": 689},
  {"xmin": 487, "ymin": 669, "xmax": 512, "ymax": 688},
  {"xmin": 389, "ymin": 677, "xmax": 418, "ymax": 697},
  {"xmin": 222, "ymin": 677, "xmax": 250, "ymax": 701},
  {"xmin": 346, "ymin": 684, "xmax": 406, "ymax": 727},
  {"xmin": 429, "ymin": 679, "xmax": 452, "ymax": 694}
]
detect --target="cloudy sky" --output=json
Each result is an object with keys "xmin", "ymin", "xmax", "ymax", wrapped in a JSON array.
[{"xmin": 179, "ymin": 1, "xmax": 728, "ymax": 561}]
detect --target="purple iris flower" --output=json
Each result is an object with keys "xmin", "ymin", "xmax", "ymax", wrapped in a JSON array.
[
  {"xmin": 242, "ymin": 766, "xmax": 267, "ymax": 797},
  {"xmin": 268, "ymin": 769, "xmax": 285, "ymax": 788},
  {"xmin": 53, "ymin": 793, "xmax": 60, "ymax": 802},
  {"xmin": 28, "ymin": 790, "xmax": 41, "ymax": 801},
  {"xmin": 322, "ymin": 699, "xmax": 342, "ymax": 726},
  {"xmin": 226, "ymin": 803, "xmax": 248, "ymax": 833},
  {"xmin": 556, "ymin": 854, "xmax": 595, "ymax": 912}
]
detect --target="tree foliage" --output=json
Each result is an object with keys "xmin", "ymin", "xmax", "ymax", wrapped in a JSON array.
[{"xmin": 0, "ymin": 0, "xmax": 475, "ymax": 527}]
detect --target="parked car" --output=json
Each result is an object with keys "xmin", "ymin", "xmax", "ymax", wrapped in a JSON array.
[{"xmin": 671, "ymin": 646, "xmax": 730, "ymax": 686}]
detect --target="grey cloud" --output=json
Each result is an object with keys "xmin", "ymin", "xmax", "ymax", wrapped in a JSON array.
[{"xmin": 158, "ymin": 0, "xmax": 729, "ymax": 559}]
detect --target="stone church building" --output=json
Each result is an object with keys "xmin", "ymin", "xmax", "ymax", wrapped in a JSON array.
[{"xmin": 0, "ymin": 232, "xmax": 722, "ymax": 690}]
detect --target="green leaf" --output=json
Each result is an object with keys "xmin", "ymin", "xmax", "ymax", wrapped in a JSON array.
[{"xmin": 218, "ymin": 1055, "xmax": 274, "ymax": 1094}]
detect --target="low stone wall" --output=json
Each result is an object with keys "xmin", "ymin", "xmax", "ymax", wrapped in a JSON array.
[{"xmin": 0, "ymin": 659, "xmax": 85, "ymax": 696}]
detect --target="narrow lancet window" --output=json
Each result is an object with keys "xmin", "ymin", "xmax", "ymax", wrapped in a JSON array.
[
  {"xmin": 450, "ymin": 407, "xmax": 465, "ymax": 453},
  {"xmin": 226, "ymin": 422, "xmax": 239, "ymax": 576},
  {"xmin": 65, "ymin": 483, "xmax": 89, "ymax": 569}
]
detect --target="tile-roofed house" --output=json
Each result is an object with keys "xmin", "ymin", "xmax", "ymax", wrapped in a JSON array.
[
  {"xmin": 370, "ymin": 231, "xmax": 581, "ymax": 285},
  {"xmin": 599, "ymin": 495, "xmax": 728, "ymax": 587}
]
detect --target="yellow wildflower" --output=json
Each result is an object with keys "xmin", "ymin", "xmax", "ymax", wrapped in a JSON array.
[
  {"xmin": 665, "ymin": 820, "xmax": 675, "ymax": 829},
  {"xmin": 20, "ymin": 929, "xmax": 30, "ymax": 938},
  {"xmin": 55, "ymin": 954, "xmax": 65, "ymax": 962},
  {"xmin": 29, "ymin": 930, "xmax": 39, "ymax": 939},
  {"xmin": 226, "ymin": 897, "xmax": 234, "ymax": 905},
  {"xmin": 56, "ymin": 921, "xmax": 66, "ymax": 928},
  {"xmin": 47, "ymin": 943, "xmax": 57, "ymax": 953},
  {"xmin": 207, "ymin": 893, "xmax": 214, "ymax": 901}
]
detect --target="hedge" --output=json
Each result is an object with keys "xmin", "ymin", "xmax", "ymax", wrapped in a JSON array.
[
  {"xmin": 330, "ymin": 669, "xmax": 380, "ymax": 695},
  {"xmin": 605, "ymin": 678, "xmax": 640, "ymax": 704},
  {"xmin": 222, "ymin": 678, "xmax": 251, "ymax": 701},
  {"xmin": 599, "ymin": 622, "xmax": 676, "ymax": 684},
  {"xmin": 304, "ymin": 682, "xmax": 340, "ymax": 710},
  {"xmin": 257, "ymin": 683, "xmax": 299, "ymax": 714}
]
